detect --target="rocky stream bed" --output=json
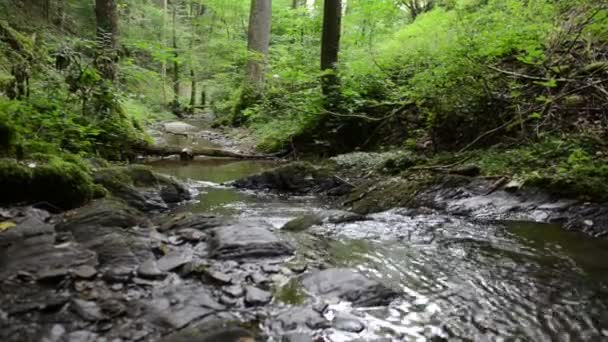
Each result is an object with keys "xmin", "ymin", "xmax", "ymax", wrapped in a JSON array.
[{"xmin": 2, "ymin": 122, "xmax": 608, "ymax": 342}]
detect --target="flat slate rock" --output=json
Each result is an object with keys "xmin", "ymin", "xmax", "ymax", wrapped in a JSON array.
[
  {"xmin": 157, "ymin": 250, "xmax": 193, "ymax": 272},
  {"xmin": 209, "ymin": 224, "xmax": 294, "ymax": 259},
  {"xmin": 301, "ymin": 268, "xmax": 398, "ymax": 307},
  {"xmin": 146, "ymin": 284, "xmax": 224, "ymax": 329},
  {"xmin": 137, "ymin": 259, "xmax": 166, "ymax": 279}
]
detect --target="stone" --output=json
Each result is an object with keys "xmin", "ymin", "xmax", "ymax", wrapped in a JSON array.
[
  {"xmin": 176, "ymin": 228, "xmax": 205, "ymax": 242},
  {"xmin": 157, "ymin": 212, "xmax": 226, "ymax": 232},
  {"xmin": 103, "ymin": 266, "xmax": 133, "ymax": 283},
  {"xmin": 219, "ymin": 295, "xmax": 238, "ymax": 306},
  {"xmin": 163, "ymin": 121, "xmax": 199, "ymax": 134},
  {"xmin": 244, "ymin": 286, "xmax": 272, "ymax": 306},
  {"xmin": 72, "ymin": 265, "xmax": 97, "ymax": 280},
  {"xmin": 282, "ymin": 211, "xmax": 365, "ymax": 232},
  {"xmin": 146, "ymin": 284, "xmax": 224, "ymax": 329},
  {"xmin": 282, "ymin": 333, "xmax": 314, "ymax": 342},
  {"xmin": 301, "ymin": 268, "xmax": 398, "ymax": 307},
  {"xmin": 202, "ymin": 269, "xmax": 232, "ymax": 284},
  {"xmin": 71, "ymin": 299, "xmax": 104, "ymax": 321},
  {"xmin": 157, "ymin": 250, "xmax": 193, "ymax": 272},
  {"xmin": 36, "ymin": 268, "xmax": 69, "ymax": 283},
  {"xmin": 233, "ymin": 162, "xmax": 351, "ymax": 196},
  {"xmin": 333, "ymin": 312, "xmax": 365, "ymax": 333},
  {"xmin": 262, "ymin": 264, "xmax": 281, "ymax": 273},
  {"xmin": 223, "ymin": 285, "xmax": 245, "ymax": 297},
  {"xmin": 137, "ymin": 259, "xmax": 166, "ymax": 279},
  {"xmin": 209, "ymin": 224, "xmax": 294, "ymax": 259},
  {"xmin": 278, "ymin": 307, "xmax": 329, "ymax": 331}
]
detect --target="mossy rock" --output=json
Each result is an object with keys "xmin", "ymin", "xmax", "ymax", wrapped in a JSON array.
[
  {"xmin": 0, "ymin": 157, "xmax": 96, "ymax": 209},
  {"xmin": 233, "ymin": 162, "xmax": 350, "ymax": 195},
  {"xmin": 344, "ymin": 173, "xmax": 438, "ymax": 214}
]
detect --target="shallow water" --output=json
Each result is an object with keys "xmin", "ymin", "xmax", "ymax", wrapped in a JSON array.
[{"xmin": 148, "ymin": 154, "xmax": 608, "ymax": 341}]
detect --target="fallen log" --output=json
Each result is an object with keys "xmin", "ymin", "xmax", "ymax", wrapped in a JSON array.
[{"xmin": 139, "ymin": 145, "xmax": 277, "ymax": 160}]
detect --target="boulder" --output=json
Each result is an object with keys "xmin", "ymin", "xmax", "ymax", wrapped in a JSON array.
[
  {"xmin": 209, "ymin": 223, "xmax": 294, "ymax": 259},
  {"xmin": 233, "ymin": 162, "xmax": 351, "ymax": 196},
  {"xmin": 301, "ymin": 268, "xmax": 398, "ymax": 307}
]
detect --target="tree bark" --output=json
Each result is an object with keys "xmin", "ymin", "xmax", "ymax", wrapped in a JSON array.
[
  {"xmin": 172, "ymin": 4, "xmax": 180, "ymax": 107},
  {"xmin": 190, "ymin": 68, "xmax": 197, "ymax": 108},
  {"xmin": 161, "ymin": 0, "xmax": 168, "ymax": 104},
  {"xmin": 321, "ymin": 0, "xmax": 341, "ymax": 103},
  {"xmin": 292, "ymin": 0, "xmax": 299, "ymax": 9},
  {"xmin": 246, "ymin": 0, "xmax": 272, "ymax": 91},
  {"xmin": 95, "ymin": 0, "xmax": 119, "ymax": 80}
]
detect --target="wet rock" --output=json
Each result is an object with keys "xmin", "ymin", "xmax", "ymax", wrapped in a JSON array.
[
  {"xmin": 0, "ymin": 213, "xmax": 97, "ymax": 280},
  {"xmin": 301, "ymin": 268, "xmax": 398, "ymax": 307},
  {"xmin": 219, "ymin": 295, "xmax": 238, "ymax": 306},
  {"xmin": 282, "ymin": 333, "xmax": 314, "ymax": 342},
  {"xmin": 71, "ymin": 299, "xmax": 104, "ymax": 321},
  {"xmin": 333, "ymin": 312, "xmax": 365, "ymax": 333},
  {"xmin": 288, "ymin": 263, "xmax": 308, "ymax": 274},
  {"xmin": 157, "ymin": 212, "xmax": 226, "ymax": 232},
  {"xmin": 137, "ymin": 259, "xmax": 166, "ymax": 279},
  {"xmin": 244, "ymin": 286, "xmax": 272, "ymax": 306},
  {"xmin": 282, "ymin": 210, "xmax": 364, "ymax": 232},
  {"xmin": 202, "ymin": 269, "xmax": 232, "ymax": 284},
  {"xmin": 64, "ymin": 330, "xmax": 98, "ymax": 342},
  {"xmin": 94, "ymin": 166, "xmax": 191, "ymax": 212},
  {"xmin": 36, "ymin": 267, "xmax": 69, "ymax": 283},
  {"xmin": 71, "ymin": 265, "xmax": 97, "ymax": 280},
  {"xmin": 146, "ymin": 284, "xmax": 224, "ymax": 329},
  {"xmin": 40, "ymin": 324, "xmax": 66, "ymax": 342},
  {"xmin": 233, "ymin": 162, "xmax": 351, "ymax": 196},
  {"xmin": 209, "ymin": 223, "xmax": 294, "ymax": 259},
  {"xmin": 157, "ymin": 250, "xmax": 193, "ymax": 272},
  {"xmin": 248, "ymin": 271, "xmax": 269, "ymax": 285},
  {"xmin": 58, "ymin": 199, "xmax": 143, "ymax": 232},
  {"xmin": 103, "ymin": 266, "xmax": 133, "ymax": 283},
  {"xmin": 262, "ymin": 264, "xmax": 281, "ymax": 273},
  {"xmin": 278, "ymin": 307, "xmax": 330, "ymax": 330},
  {"xmin": 161, "ymin": 322, "xmax": 255, "ymax": 342},
  {"xmin": 176, "ymin": 228, "xmax": 205, "ymax": 241},
  {"xmin": 223, "ymin": 285, "xmax": 244, "ymax": 297}
]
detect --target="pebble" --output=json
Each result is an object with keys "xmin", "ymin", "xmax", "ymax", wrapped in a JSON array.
[
  {"xmin": 223, "ymin": 285, "xmax": 245, "ymax": 297},
  {"xmin": 333, "ymin": 312, "xmax": 365, "ymax": 333},
  {"xmin": 137, "ymin": 259, "xmax": 166, "ymax": 279}
]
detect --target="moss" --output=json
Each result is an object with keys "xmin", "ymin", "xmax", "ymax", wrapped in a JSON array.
[
  {"xmin": 274, "ymin": 279, "xmax": 306, "ymax": 305},
  {"xmin": 30, "ymin": 157, "xmax": 96, "ymax": 209},
  {"xmin": 0, "ymin": 156, "xmax": 96, "ymax": 209}
]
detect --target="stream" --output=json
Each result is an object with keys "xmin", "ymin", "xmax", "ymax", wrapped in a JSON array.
[{"xmin": 146, "ymin": 129, "xmax": 608, "ymax": 341}]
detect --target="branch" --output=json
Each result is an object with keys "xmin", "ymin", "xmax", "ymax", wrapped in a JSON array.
[{"xmin": 486, "ymin": 65, "xmax": 570, "ymax": 82}]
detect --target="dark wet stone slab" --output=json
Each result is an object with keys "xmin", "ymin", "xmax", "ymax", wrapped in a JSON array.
[
  {"xmin": 209, "ymin": 224, "xmax": 294, "ymax": 259},
  {"xmin": 71, "ymin": 265, "xmax": 97, "ymax": 280},
  {"xmin": 301, "ymin": 268, "xmax": 398, "ymax": 307},
  {"xmin": 160, "ymin": 321, "xmax": 255, "ymax": 342},
  {"xmin": 57, "ymin": 199, "xmax": 144, "ymax": 232}
]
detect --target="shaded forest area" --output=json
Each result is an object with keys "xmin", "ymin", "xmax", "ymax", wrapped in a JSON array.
[{"xmin": 0, "ymin": 0, "xmax": 607, "ymax": 208}]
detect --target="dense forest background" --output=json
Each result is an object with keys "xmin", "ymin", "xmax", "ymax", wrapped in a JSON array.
[{"xmin": 0, "ymin": 0, "xmax": 607, "ymax": 207}]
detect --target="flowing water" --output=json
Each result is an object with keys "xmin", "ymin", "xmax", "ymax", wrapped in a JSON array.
[{"xmin": 147, "ymin": 129, "xmax": 608, "ymax": 341}]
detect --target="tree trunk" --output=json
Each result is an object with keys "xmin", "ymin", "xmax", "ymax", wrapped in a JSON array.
[
  {"xmin": 292, "ymin": 0, "xmax": 299, "ymax": 9},
  {"xmin": 172, "ymin": 4, "xmax": 180, "ymax": 108},
  {"xmin": 161, "ymin": 0, "xmax": 168, "ymax": 104},
  {"xmin": 95, "ymin": 0, "xmax": 119, "ymax": 80},
  {"xmin": 190, "ymin": 68, "xmax": 197, "ymax": 108},
  {"xmin": 320, "ymin": 0, "xmax": 341, "ymax": 104},
  {"xmin": 246, "ymin": 0, "xmax": 271, "ymax": 91}
]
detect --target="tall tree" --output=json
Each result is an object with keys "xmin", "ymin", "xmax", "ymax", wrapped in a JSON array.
[
  {"xmin": 171, "ymin": 3, "xmax": 180, "ymax": 110},
  {"xmin": 246, "ymin": 0, "xmax": 271, "ymax": 90},
  {"xmin": 320, "ymin": 0, "xmax": 341, "ymax": 103},
  {"xmin": 95, "ymin": 0, "xmax": 119, "ymax": 80}
]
